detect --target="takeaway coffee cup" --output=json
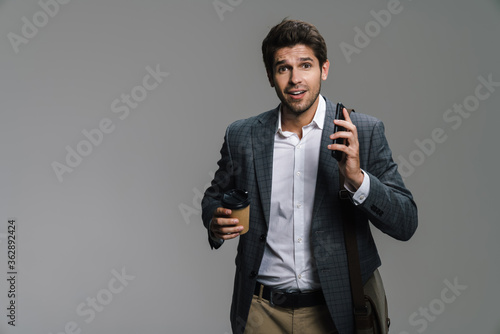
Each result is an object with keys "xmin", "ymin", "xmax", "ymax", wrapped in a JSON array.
[{"xmin": 221, "ymin": 189, "xmax": 251, "ymax": 234}]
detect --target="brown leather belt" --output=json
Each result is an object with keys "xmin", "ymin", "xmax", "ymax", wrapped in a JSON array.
[{"xmin": 254, "ymin": 283, "xmax": 327, "ymax": 309}]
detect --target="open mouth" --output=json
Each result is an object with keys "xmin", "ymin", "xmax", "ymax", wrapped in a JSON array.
[{"xmin": 288, "ymin": 90, "xmax": 306, "ymax": 99}]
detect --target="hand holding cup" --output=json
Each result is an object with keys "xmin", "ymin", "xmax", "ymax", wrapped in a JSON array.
[{"xmin": 210, "ymin": 189, "xmax": 250, "ymax": 240}]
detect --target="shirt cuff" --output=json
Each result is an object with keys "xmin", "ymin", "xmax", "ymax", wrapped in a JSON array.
[{"xmin": 344, "ymin": 169, "xmax": 370, "ymax": 205}]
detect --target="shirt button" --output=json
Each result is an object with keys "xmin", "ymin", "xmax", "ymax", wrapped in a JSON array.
[
  {"xmin": 297, "ymin": 238, "xmax": 302, "ymax": 243},
  {"xmin": 360, "ymin": 195, "xmax": 365, "ymax": 200},
  {"xmin": 296, "ymin": 203, "xmax": 301, "ymax": 208},
  {"xmin": 296, "ymin": 171, "xmax": 301, "ymax": 176},
  {"xmin": 298, "ymin": 274, "xmax": 302, "ymax": 279}
]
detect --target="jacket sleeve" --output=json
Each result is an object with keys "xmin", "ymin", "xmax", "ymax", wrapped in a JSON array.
[
  {"xmin": 201, "ymin": 126, "xmax": 236, "ymax": 249},
  {"xmin": 358, "ymin": 120, "xmax": 418, "ymax": 241}
]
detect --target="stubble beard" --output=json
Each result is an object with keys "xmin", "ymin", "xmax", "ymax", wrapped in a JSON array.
[{"xmin": 279, "ymin": 82, "xmax": 321, "ymax": 117}]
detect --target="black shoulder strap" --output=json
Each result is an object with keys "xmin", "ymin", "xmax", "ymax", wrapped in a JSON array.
[{"xmin": 338, "ymin": 107, "xmax": 367, "ymax": 317}]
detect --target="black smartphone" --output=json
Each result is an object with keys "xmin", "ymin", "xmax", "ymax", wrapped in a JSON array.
[{"xmin": 331, "ymin": 102, "xmax": 346, "ymax": 161}]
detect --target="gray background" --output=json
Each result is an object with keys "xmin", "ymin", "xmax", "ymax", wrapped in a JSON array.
[{"xmin": 1, "ymin": 0, "xmax": 499, "ymax": 333}]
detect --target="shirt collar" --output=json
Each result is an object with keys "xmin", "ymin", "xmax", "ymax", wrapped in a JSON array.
[{"xmin": 276, "ymin": 94, "xmax": 326, "ymax": 134}]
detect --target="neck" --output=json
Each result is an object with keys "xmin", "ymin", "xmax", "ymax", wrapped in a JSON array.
[{"xmin": 280, "ymin": 96, "xmax": 320, "ymax": 138}]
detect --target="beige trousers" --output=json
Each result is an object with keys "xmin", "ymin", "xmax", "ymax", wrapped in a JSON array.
[{"xmin": 243, "ymin": 293, "xmax": 338, "ymax": 334}]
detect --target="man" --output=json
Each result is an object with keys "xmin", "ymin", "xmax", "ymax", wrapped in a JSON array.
[{"xmin": 202, "ymin": 19, "xmax": 418, "ymax": 334}]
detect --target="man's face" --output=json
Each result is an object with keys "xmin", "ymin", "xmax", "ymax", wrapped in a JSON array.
[{"xmin": 268, "ymin": 44, "xmax": 329, "ymax": 116}]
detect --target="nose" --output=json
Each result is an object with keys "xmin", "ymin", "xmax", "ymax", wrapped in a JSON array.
[{"xmin": 289, "ymin": 69, "xmax": 302, "ymax": 85}]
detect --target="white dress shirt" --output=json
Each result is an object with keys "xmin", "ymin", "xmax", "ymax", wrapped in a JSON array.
[{"xmin": 257, "ymin": 95, "xmax": 370, "ymax": 292}]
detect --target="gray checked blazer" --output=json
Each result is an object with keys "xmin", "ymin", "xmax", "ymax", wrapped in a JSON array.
[{"xmin": 202, "ymin": 96, "xmax": 418, "ymax": 334}]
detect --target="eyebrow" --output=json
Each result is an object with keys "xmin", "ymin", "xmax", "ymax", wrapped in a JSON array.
[{"xmin": 274, "ymin": 57, "xmax": 315, "ymax": 67}]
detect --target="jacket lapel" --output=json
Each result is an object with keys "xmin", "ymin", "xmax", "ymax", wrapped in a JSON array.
[
  {"xmin": 312, "ymin": 97, "xmax": 340, "ymax": 220},
  {"xmin": 252, "ymin": 107, "xmax": 279, "ymax": 228}
]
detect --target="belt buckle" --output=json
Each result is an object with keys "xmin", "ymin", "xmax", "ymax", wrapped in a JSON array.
[{"xmin": 269, "ymin": 290, "xmax": 285, "ymax": 307}]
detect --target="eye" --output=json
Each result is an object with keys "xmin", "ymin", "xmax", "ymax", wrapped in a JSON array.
[
  {"xmin": 302, "ymin": 63, "xmax": 312, "ymax": 69},
  {"xmin": 277, "ymin": 66, "xmax": 289, "ymax": 73}
]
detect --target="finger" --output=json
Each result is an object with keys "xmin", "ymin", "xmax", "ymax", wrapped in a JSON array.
[
  {"xmin": 343, "ymin": 107, "xmax": 352, "ymax": 122},
  {"xmin": 329, "ymin": 131, "xmax": 353, "ymax": 140},
  {"xmin": 334, "ymin": 118, "xmax": 356, "ymax": 133},
  {"xmin": 213, "ymin": 224, "xmax": 244, "ymax": 239},
  {"xmin": 213, "ymin": 217, "xmax": 239, "ymax": 228},
  {"xmin": 218, "ymin": 231, "xmax": 241, "ymax": 240},
  {"xmin": 328, "ymin": 145, "xmax": 348, "ymax": 154},
  {"xmin": 334, "ymin": 109, "xmax": 357, "ymax": 132},
  {"xmin": 328, "ymin": 140, "xmax": 359, "ymax": 157},
  {"xmin": 213, "ymin": 229, "xmax": 233, "ymax": 239},
  {"xmin": 214, "ymin": 207, "xmax": 232, "ymax": 217},
  {"xmin": 220, "ymin": 225, "xmax": 244, "ymax": 235}
]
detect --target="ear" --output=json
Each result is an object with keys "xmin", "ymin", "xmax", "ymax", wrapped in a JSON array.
[
  {"xmin": 321, "ymin": 59, "xmax": 330, "ymax": 81},
  {"xmin": 267, "ymin": 70, "xmax": 275, "ymax": 87}
]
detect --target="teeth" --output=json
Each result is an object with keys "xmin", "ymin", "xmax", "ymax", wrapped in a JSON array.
[{"xmin": 290, "ymin": 91, "xmax": 305, "ymax": 95}]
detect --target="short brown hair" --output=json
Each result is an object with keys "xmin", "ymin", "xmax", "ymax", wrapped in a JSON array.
[{"xmin": 262, "ymin": 19, "xmax": 328, "ymax": 75}]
